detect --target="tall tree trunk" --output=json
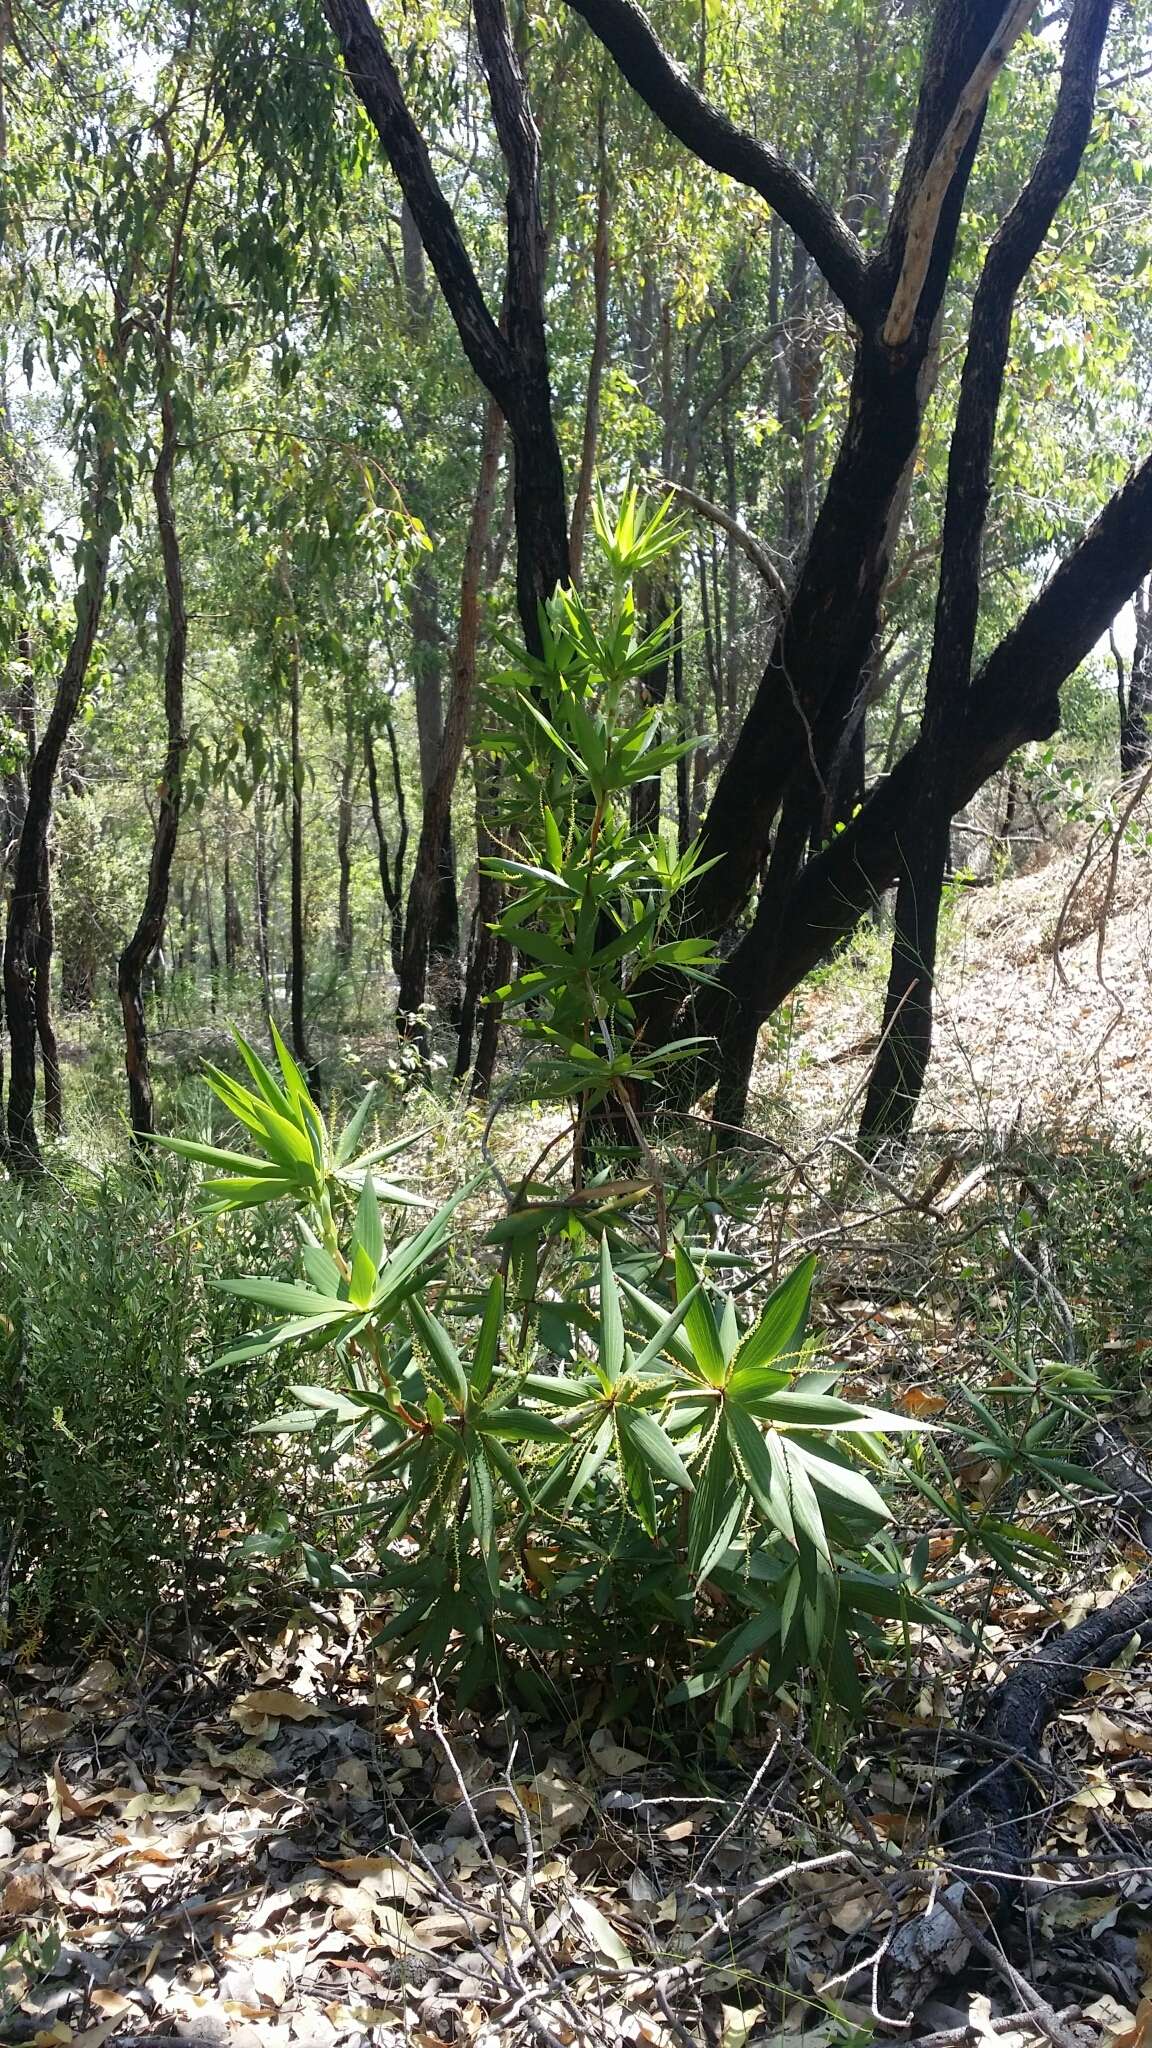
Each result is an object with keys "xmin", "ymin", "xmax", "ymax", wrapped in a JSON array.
[
  {"xmin": 569, "ymin": 96, "xmax": 610, "ymax": 582},
  {"xmin": 118, "ymin": 383, "xmax": 188, "ymax": 1145},
  {"xmin": 671, "ymin": 607, "xmax": 692, "ymax": 855},
  {"xmin": 5, "ymin": 454, "xmax": 114, "ymax": 1171},
  {"xmin": 1118, "ymin": 579, "xmax": 1152, "ymax": 778},
  {"xmin": 254, "ymin": 790, "xmax": 273, "ymax": 1026},
  {"xmin": 200, "ymin": 825, "xmax": 220, "ymax": 1017},
  {"xmin": 321, "ymin": 0, "xmax": 570, "ymax": 651},
  {"xmin": 10, "ymin": 638, "xmax": 63, "ymax": 1134},
  {"xmin": 631, "ymin": 578, "xmax": 670, "ymax": 835},
  {"xmin": 34, "ymin": 845, "xmax": 61, "ymax": 1134},
  {"xmin": 455, "ymin": 761, "xmax": 505, "ymax": 1090},
  {"xmin": 399, "ymin": 402, "xmax": 503, "ymax": 1035},
  {"xmin": 859, "ymin": 0, "xmax": 1111, "ymax": 1152},
  {"xmin": 408, "ymin": 559, "xmax": 460, "ymax": 995},
  {"xmin": 287, "ymin": 633, "xmax": 315, "ymax": 1087},
  {"xmin": 365, "ymin": 710, "xmax": 408, "ymax": 978},
  {"xmin": 336, "ymin": 692, "xmax": 356, "ymax": 968},
  {"xmin": 223, "ymin": 835, "xmax": 243, "ymax": 970},
  {"xmin": 674, "ymin": 438, "xmax": 1152, "ymax": 1113}
]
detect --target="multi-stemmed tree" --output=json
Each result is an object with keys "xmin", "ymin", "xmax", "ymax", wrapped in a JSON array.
[{"xmin": 318, "ymin": 0, "xmax": 1152, "ymax": 1143}]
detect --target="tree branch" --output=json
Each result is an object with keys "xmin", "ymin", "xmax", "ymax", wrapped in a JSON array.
[
  {"xmin": 654, "ymin": 476, "xmax": 788, "ymax": 602},
  {"xmin": 883, "ymin": 0, "xmax": 1036, "ymax": 346},
  {"xmin": 562, "ymin": 0, "xmax": 868, "ymax": 322},
  {"xmin": 321, "ymin": 0, "xmax": 514, "ymax": 408},
  {"xmin": 858, "ymin": 0, "xmax": 1114, "ymax": 1141},
  {"xmin": 716, "ymin": 442, "xmax": 1152, "ymax": 1046},
  {"xmin": 473, "ymin": 0, "xmax": 547, "ymax": 367}
]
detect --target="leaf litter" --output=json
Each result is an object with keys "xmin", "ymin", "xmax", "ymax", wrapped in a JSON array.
[{"xmin": 3, "ymin": 1561, "xmax": 1152, "ymax": 2048}]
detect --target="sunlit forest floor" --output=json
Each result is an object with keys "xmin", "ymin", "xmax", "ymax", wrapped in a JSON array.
[
  {"xmin": 757, "ymin": 832, "xmax": 1152, "ymax": 1149},
  {"xmin": 7, "ymin": 833, "xmax": 1152, "ymax": 2048}
]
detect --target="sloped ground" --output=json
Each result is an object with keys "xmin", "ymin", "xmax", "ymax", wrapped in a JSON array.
[{"xmin": 753, "ymin": 829, "xmax": 1152, "ymax": 1151}]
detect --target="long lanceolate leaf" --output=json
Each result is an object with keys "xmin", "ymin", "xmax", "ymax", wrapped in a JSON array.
[
  {"xmin": 598, "ymin": 1236, "xmax": 625, "ymax": 1385},
  {"xmin": 732, "ymin": 1256, "xmax": 816, "ymax": 1376},
  {"xmin": 674, "ymin": 1244, "xmax": 726, "ymax": 1386},
  {"xmin": 689, "ymin": 1420, "xmax": 744, "ymax": 1581},
  {"xmin": 219, "ymin": 1277, "xmax": 358, "ymax": 1319}
]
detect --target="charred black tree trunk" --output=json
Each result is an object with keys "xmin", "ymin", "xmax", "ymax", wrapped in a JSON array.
[
  {"xmin": 322, "ymin": 0, "xmax": 569, "ymax": 647},
  {"xmin": 200, "ymin": 825, "xmax": 220, "ymax": 1016},
  {"xmin": 399, "ymin": 402, "xmax": 503, "ymax": 1040},
  {"xmin": 324, "ymin": 0, "xmax": 571, "ymax": 1101},
  {"xmin": 10, "ymin": 639, "xmax": 63, "ymax": 1135},
  {"xmin": 254, "ymin": 791, "xmax": 273, "ymax": 1026},
  {"xmin": 34, "ymin": 846, "xmax": 61, "ymax": 1135},
  {"xmin": 455, "ymin": 762, "xmax": 509, "ymax": 1093},
  {"xmin": 286, "ymin": 633, "xmax": 317, "ymax": 1091},
  {"xmin": 408, "ymin": 563, "xmax": 459, "ymax": 1009},
  {"xmin": 223, "ymin": 831, "xmax": 243, "ymax": 971},
  {"xmin": 335, "ymin": 692, "xmax": 356, "ymax": 969},
  {"xmin": 568, "ymin": 0, "xmax": 1035, "ymax": 1072},
  {"xmin": 680, "ymin": 444, "xmax": 1152, "ymax": 1105},
  {"xmin": 118, "ymin": 384, "xmax": 188, "ymax": 1146},
  {"xmin": 1117, "ymin": 578, "xmax": 1152, "ymax": 779},
  {"xmin": 5, "ymin": 456, "xmax": 114, "ymax": 1172},
  {"xmin": 365, "ymin": 712, "xmax": 408, "ymax": 979},
  {"xmin": 859, "ymin": 0, "xmax": 1112, "ymax": 1152},
  {"xmin": 569, "ymin": 96, "xmax": 610, "ymax": 582}
]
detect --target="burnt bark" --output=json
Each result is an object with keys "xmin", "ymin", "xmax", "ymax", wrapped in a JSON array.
[
  {"xmin": 9, "ymin": 639, "xmax": 63, "ymax": 1133},
  {"xmin": 118, "ymin": 383, "xmax": 189, "ymax": 1146},
  {"xmin": 1118, "ymin": 578, "xmax": 1152, "ymax": 778},
  {"xmin": 286, "ymin": 625, "xmax": 316, "ymax": 1090},
  {"xmin": 562, "ymin": 0, "xmax": 867, "ymax": 318},
  {"xmin": 455, "ymin": 762, "xmax": 506, "ymax": 1094},
  {"xmin": 408, "ymin": 561, "xmax": 459, "ymax": 995},
  {"xmin": 569, "ymin": 97, "xmax": 611, "ymax": 582},
  {"xmin": 859, "ymin": 0, "xmax": 1113, "ymax": 1151},
  {"xmin": 200, "ymin": 824, "xmax": 220, "ymax": 1015},
  {"xmin": 223, "ymin": 834, "xmax": 243, "ymax": 969},
  {"xmin": 575, "ymin": 0, "xmax": 1022, "ymax": 1062},
  {"xmin": 365, "ymin": 710, "xmax": 408, "ymax": 977},
  {"xmin": 399, "ymin": 401, "xmax": 503, "ymax": 1036},
  {"xmin": 674, "ymin": 442, "xmax": 1152, "ymax": 1107},
  {"xmin": 34, "ymin": 845, "xmax": 61, "ymax": 1135},
  {"xmin": 322, "ymin": 0, "xmax": 569, "ymax": 650},
  {"xmin": 5, "ymin": 455, "xmax": 114, "ymax": 1172},
  {"xmin": 254, "ymin": 790, "xmax": 273, "ymax": 1025},
  {"xmin": 335, "ymin": 693, "xmax": 356, "ymax": 968}
]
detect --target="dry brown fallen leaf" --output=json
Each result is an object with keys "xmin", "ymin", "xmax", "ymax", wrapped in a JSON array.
[
  {"xmin": 2, "ymin": 1862, "xmax": 51, "ymax": 1916},
  {"xmin": 318, "ymin": 1852, "xmax": 433, "ymax": 1892},
  {"xmin": 589, "ymin": 1725, "xmax": 649, "ymax": 1777},
  {"xmin": 7, "ymin": 1706, "xmax": 76, "ymax": 1749},
  {"xmin": 231, "ymin": 1688, "xmax": 324, "ymax": 1731},
  {"xmin": 68, "ymin": 1660, "xmax": 121, "ymax": 1702},
  {"xmin": 899, "ymin": 1386, "xmax": 950, "ymax": 1417}
]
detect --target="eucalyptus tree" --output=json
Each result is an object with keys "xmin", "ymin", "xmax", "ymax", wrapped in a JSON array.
[
  {"xmin": 1, "ymin": 3, "xmax": 169, "ymax": 1168},
  {"xmin": 203, "ymin": 387, "xmax": 426, "ymax": 1079},
  {"xmin": 315, "ymin": 0, "xmax": 1152, "ymax": 1145}
]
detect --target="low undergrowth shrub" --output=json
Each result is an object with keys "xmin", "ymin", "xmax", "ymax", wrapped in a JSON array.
[
  {"xmin": 0, "ymin": 1165, "xmax": 312, "ymax": 1651},
  {"xmin": 160, "ymin": 1024, "xmax": 951, "ymax": 1736}
]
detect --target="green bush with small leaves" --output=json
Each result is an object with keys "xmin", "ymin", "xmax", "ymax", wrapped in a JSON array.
[{"xmin": 0, "ymin": 1165, "xmax": 309, "ymax": 1650}]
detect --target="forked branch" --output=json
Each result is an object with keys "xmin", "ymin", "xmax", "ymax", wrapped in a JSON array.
[{"xmin": 563, "ymin": 0, "xmax": 868, "ymax": 322}]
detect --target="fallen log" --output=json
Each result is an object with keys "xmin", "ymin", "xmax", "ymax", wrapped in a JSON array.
[
  {"xmin": 882, "ymin": 1575, "xmax": 1152, "ymax": 2018},
  {"xmin": 946, "ymin": 1575, "xmax": 1152, "ymax": 1903}
]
